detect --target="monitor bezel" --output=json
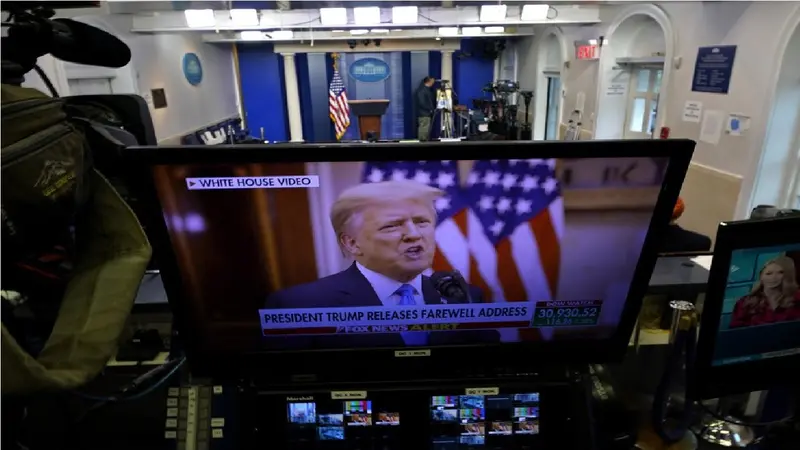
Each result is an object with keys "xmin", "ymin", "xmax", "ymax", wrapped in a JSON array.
[
  {"xmin": 694, "ymin": 216, "xmax": 800, "ymax": 399},
  {"xmin": 123, "ymin": 140, "xmax": 694, "ymax": 382}
]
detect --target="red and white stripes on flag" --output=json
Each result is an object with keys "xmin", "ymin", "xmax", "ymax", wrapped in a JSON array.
[
  {"xmin": 434, "ymin": 159, "xmax": 565, "ymax": 341},
  {"xmin": 329, "ymin": 68, "xmax": 350, "ymax": 140}
]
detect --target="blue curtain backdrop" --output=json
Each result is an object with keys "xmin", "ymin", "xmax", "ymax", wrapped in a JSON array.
[
  {"xmin": 454, "ymin": 39, "xmax": 497, "ymax": 110},
  {"xmin": 337, "ymin": 52, "xmax": 405, "ymax": 140},
  {"xmin": 236, "ymin": 44, "xmax": 289, "ymax": 142},
  {"xmin": 237, "ymin": 45, "xmax": 496, "ymax": 143}
]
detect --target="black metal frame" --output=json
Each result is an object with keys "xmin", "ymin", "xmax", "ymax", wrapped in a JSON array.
[
  {"xmin": 122, "ymin": 140, "xmax": 694, "ymax": 383},
  {"xmin": 693, "ymin": 216, "xmax": 800, "ymax": 399}
]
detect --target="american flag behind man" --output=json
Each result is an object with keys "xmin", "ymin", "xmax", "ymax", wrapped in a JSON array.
[
  {"xmin": 464, "ymin": 159, "xmax": 565, "ymax": 340},
  {"xmin": 329, "ymin": 62, "xmax": 350, "ymax": 140}
]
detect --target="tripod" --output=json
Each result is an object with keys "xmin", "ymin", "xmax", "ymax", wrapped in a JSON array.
[{"xmin": 431, "ymin": 80, "xmax": 456, "ymax": 139}]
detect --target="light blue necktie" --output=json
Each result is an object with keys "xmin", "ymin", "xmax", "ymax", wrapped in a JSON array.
[
  {"xmin": 396, "ymin": 284, "xmax": 416, "ymax": 306},
  {"xmin": 394, "ymin": 284, "xmax": 428, "ymax": 345}
]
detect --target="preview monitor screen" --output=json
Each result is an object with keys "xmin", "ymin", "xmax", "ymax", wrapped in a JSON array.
[
  {"xmin": 712, "ymin": 243, "xmax": 800, "ymax": 366},
  {"xmin": 148, "ymin": 153, "xmax": 674, "ymax": 352}
]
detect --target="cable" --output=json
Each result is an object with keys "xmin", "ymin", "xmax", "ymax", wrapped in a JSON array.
[
  {"xmin": 547, "ymin": 6, "xmax": 559, "ymax": 20},
  {"xmin": 32, "ymin": 63, "xmax": 59, "ymax": 97},
  {"xmin": 72, "ymin": 357, "xmax": 185, "ymax": 403},
  {"xmin": 695, "ymin": 400, "xmax": 794, "ymax": 427}
]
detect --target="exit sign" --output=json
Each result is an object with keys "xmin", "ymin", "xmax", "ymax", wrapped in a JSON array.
[{"xmin": 576, "ymin": 44, "xmax": 599, "ymax": 60}]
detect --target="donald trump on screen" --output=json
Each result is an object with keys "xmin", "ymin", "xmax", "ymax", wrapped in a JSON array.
[{"xmin": 265, "ymin": 180, "xmax": 483, "ymax": 309}]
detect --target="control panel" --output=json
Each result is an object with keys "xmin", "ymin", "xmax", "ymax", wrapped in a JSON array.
[{"xmin": 252, "ymin": 381, "xmax": 589, "ymax": 450}]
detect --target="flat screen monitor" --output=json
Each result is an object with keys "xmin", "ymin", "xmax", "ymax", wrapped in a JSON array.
[
  {"xmin": 695, "ymin": 215, "xmax": 800, "ymax": 399},
  {"xmin": 125, "ymin": 141, "xmax": 693, "ymax": 380}
]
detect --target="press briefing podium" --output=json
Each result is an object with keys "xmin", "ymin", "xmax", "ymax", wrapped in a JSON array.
[{"xmin": 349, "ymin": 99, "xmax": 389, "ymax": 140}]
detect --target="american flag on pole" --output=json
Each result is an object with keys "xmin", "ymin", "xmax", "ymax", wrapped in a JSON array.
[
  {"xmin": 329, "ymin": 65, "xmax": 350, "ymax": 140},
  {"xmin": 360, "ymin": 160, "xmax": 565, "ymax": 341}
]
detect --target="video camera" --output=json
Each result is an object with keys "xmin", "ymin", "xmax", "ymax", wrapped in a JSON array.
[
  {"xmin": 1, "ymin": 1, "xmax": 157, "ymax": 397},
  {"xmin": 471, "ymin": 80, "xmax": 526, "ymax": 140}
]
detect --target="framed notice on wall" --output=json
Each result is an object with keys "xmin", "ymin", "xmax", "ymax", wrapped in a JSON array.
[{"xmin": 691, "ymin": 45, "xmax": 737, "ymax": 94}]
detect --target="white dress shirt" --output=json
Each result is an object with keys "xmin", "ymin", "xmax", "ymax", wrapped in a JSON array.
[{"xmin": 355, "ymin": 263, "xmax": 424, "ymax": 306}]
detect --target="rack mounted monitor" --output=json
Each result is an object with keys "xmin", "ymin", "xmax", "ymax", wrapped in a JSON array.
[{"xmin": 125, "ymin": 140, "xmax": 694, "ymax": 383}]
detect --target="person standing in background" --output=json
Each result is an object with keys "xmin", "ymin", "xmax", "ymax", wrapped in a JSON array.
[{"xmin": 415, "ymin": 76, "xmax": 436, "ymax": 141}]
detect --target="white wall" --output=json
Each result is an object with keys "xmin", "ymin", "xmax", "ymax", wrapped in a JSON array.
[
  {"xmin": 749, "ymin": 23, "xmax": 800, "ymax": 209},
  {"xmin": 516, "ymin": 25, "xmax": 601, "ymax": 138},
  {"xmin": 584, "ymin": 2, "xmax": 800, "ymax": 225},
  {"xmin": 51, "ymin": 13, "xmax": 239, "ymax": 143},
  {"xmin": 645, "ymin": 2, "xmax": 799, "ymax": 218}
]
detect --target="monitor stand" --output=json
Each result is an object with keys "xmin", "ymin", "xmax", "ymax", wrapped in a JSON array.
[{"xmin": 692, "ymin": 398, "xmax": 755, "ymax": 448}]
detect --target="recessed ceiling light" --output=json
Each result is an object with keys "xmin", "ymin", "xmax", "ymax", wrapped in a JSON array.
[
  {"xmin": 392, "ymin": 6, "xmax": 418, "ymax": 24},
  {"xmin": 185, "ymin": 9, "xmax": 215, "ymax": 28},
  {"xmin": 230, "ymin": 9, "xmax": 259, "ymax": 27},
  {"xmin": 521, "ymin": 4, "xmax": 550, "ymax": 21},
  {"xmin": 320, "ymin": 8, "xmax": 347, "ymax": 26},
  {"xmin": 480, "ymin": 5, "xmax": 507, "ymax": 22},
  {"xmin": 354, "ymin": 7, "xmax": 381, "ymax": 25},
  {"xmin": 240, "ymin": 31, "xmax": 266, "ymax": 41}
]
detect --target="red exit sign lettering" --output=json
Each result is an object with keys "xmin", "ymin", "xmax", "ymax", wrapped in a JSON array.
[{"xmin": 576, "ymin": 45, "xmax": 598, "ymax": 60}]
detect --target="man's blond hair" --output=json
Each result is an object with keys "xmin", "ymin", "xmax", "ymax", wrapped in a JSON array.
[{"xmin": 330, "ymin": 180, "xmax": 444, "ymax": 249}]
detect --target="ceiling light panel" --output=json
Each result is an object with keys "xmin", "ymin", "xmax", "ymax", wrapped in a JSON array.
[
  {"xmin": 354, "ymin": 7, "xmax": 381, "ymax": 25},
  {"xmin": 320, "ymin": 8, "xmax": 348, "ymax": 26},
  {"xmin": 392, "ymin": 6, "xmax": 418, "ymax": 24},
  {"xmin": 270, "ymin": 30, "xmax": 294, "ymax": 40},
  {"xmin": 185, "ymin": 9, "xmax": 216, "ymax": 28},
  {"xmin": 462, "ymin": 27, "xmax": 482, "ymax": 36},
  {"xmin": 480, "ymin": 5, "xmax": 507, "ymax": 22},
  {"xmin": 438, "ymin": 27, "xmax": 459, "ymax": 37},
  {"xmin": 521, "ymin": 4, "xmax": 550, "ymax": 21},
  {"xmin": 230, "ymin": 9, "xmax": 259, "ymax": 27},
  {"xmin": 240, "ymin": 31, "xmax": 266, "ymax": 41}
]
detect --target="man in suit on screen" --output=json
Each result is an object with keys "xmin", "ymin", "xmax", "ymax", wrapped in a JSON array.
[{"xmin": 264, "ymin": 180, "xmax": 495, "ymax": 347}]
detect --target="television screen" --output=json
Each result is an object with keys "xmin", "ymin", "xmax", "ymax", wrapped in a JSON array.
[
  {"xmin": 149, "ymin": 155, "xmax": 671, "ymax": 352},
  {"xmin": 711, "ymin": 243, "xmax": 800, "ymax": 366}
]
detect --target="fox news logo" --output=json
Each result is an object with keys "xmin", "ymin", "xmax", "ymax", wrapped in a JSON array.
[{"xmin": 336, "ymin": 325, "xmax": 408, "ymax": 334}]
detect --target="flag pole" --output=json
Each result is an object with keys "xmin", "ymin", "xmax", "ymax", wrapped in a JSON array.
[{"xmin": 331, "ymin": 52, "xmax": 340, "ymax": 71}]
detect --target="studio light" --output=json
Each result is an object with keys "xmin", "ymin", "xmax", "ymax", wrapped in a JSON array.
[
  {"xmin": 521, "ymin": 4, "xmax": 550, "ymax": 21},
  {"xmin": 240, "ymin": 31, "xmax": 267, "ymax": 41},
  {"xmin": 462, "ymin": 27, "xmax": 483, "ymax": 36},
  {"xmin": 392, "ymin": 6, "xmax": 418, "ymax": 24},
  {"xmin": 484, "ymin": 26, "xmax": 505, "ymax": 34},
  {"xmin": 371, "ymin": 29, "xmax": 390, "ymax": 34},
  {"xmin": 320, "ymin": 7, "xmax": 348, "ymax": 26},
  {"xmin": 184, "ymin": 9, "xmax": 216, "ymax": 28},
  {"xmin": 354, "ymin": 7, "xmax": 381, "ymax": 25},
  {"xmin": 350, "ymin": 29, "xmax": 370, "ymax": 36},
  {"xmin": 270, "ymin": 30, "xmax": 294, "ymax": 40},
  {"xmin": 438, "ymin": 27, "xmax": 459, "ymax": 37},
  {"xmin": 480, "ymin": 4, "xmax": 507, "ymax": 22},
  {"xmin": 230, "ymin": 9, "xmax": 259, "ymax": 27}
]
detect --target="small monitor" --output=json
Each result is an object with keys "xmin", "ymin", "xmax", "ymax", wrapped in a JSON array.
[
  {"xmin": 694, "ymin": 215, "xmax": 800, "ymax": 399},
  {"xmin": 126, "ymin": 141, "xmax": 692, "ymax": 379}
]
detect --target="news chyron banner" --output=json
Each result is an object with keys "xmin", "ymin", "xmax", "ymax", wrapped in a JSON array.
[
  {"xmin": 259, "ymin": 304, "xmax": 533, "ymax": 336},
  {"xmin": 186, "ymin": 176, "xmax": 320, "ymax": 190},
  {"xmin": 259, "ymin": 301, "xmax": 603, "ymax": 335}
]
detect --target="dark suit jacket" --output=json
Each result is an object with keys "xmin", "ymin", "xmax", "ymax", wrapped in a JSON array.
[
  {"xmin": 263, "ymin": 263, "xmax": 498, "ymax": 348},
  {"xmin": 660, "ymin": 224, "xmax": 713, "ymax": 253}
]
